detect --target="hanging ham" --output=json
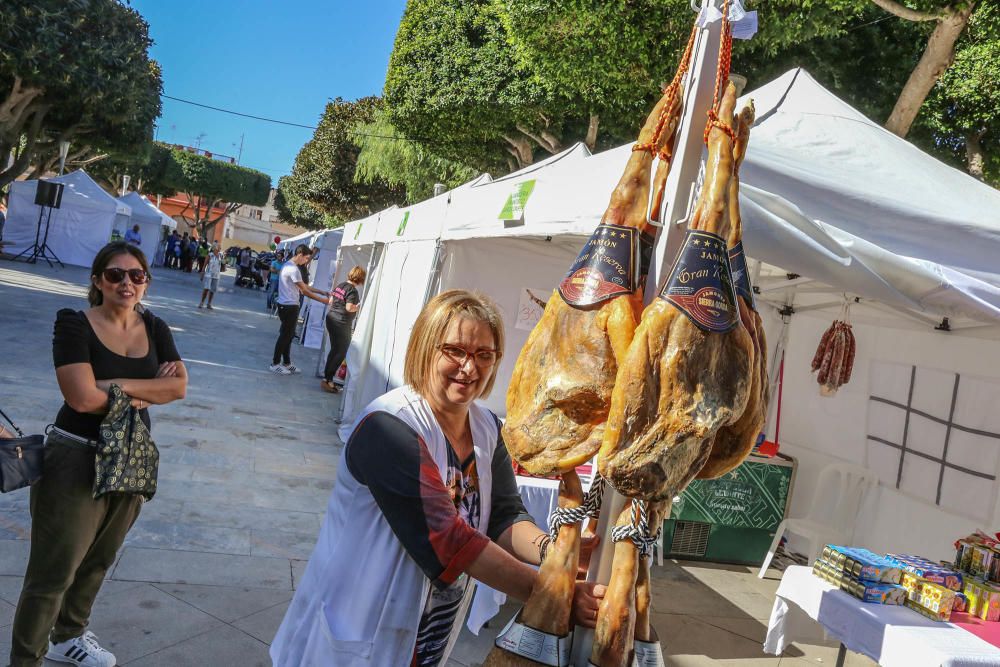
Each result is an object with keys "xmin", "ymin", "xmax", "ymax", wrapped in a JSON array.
[{"xmin": 599, "ymin": 81, "xmax": 754, "ymax": 501}]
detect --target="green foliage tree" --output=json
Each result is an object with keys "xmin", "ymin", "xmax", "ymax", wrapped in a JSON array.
[
  {"xmin": 281, "ymin": 97, "xmax": 404, "ymax": 226},
  {"xmin": 384, "ymin": 0, "xmax": 559, "ymax": 171},
  {"xmin": 920, "ymin": 2, "xmax": 999, "ymax": 183},
  {"xmin": 0, "ymin": 0, "xmax": 162, "ymax": 188},
  {"xmin": 162, "ymin": 147, "xmax": 271, "ymax": 240},
  {"xmin": 352, "ymin": 111, "xmax": 477, "ymax": 204},
  {"xmin": 273, "ymin": 174, "xmax": 331, "ymax": 231}
]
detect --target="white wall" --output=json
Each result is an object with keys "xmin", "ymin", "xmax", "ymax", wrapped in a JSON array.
[{"xmin": 764, "ymin": 306, "xmax": 1000, "ymax": 562}]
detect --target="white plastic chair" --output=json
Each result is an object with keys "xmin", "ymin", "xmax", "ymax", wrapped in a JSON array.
[{"xmin": 757, "ymin": 463, "xmax": 878, "ymax": 578}]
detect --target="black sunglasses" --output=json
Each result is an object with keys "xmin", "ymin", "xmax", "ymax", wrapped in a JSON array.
[{"xmin": 101, "ymin": 268, "xmax": 149, "ymax": 285}]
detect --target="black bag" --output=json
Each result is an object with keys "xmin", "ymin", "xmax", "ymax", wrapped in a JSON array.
[{"xmin": 0, "ymin": 408, "xmax": 45, "ymax": 493}]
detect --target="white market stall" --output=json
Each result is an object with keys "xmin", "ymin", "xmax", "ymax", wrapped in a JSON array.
[
  {"xmin": 117, "ymin": 192, "xmax": 175, "ymax": 265},
  {"xmin": 331, "ymin": 67, "xmax": 1000, "ymax": 564},
  {"xmin": 300, "ymin": 227, "xmax": 344, "ymax": 349},
  {"xmin": 3, "ymin": 170, "xmax": 131, "ymax": 268}
]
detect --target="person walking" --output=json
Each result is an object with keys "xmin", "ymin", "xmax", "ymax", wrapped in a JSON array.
[
  {"xmin": 196, "ymin": 240, "xmax": 209, "ymax": 273},
  {"xmin": 9, "ymin": 241, "xmax": 187, "ymax": 667},
  {"xmin": 320, "ymin": 265, "xmax": 366, "ymax": 394},
  {"xmin": 165, "ymin": 230, "xmax": 179, "ymax": 269},
  {"xmin": 198, "ymin": 243, "xmax": 224, "ymax": 310},
  {"xmin": 270, "ymin": 245, "xmax": 329, "ymax": 375},
  {"xmin": 123, "ymin": 224, "xmax": 141, "ymax": 247},
  {"xmin": 270, "ymin": 290, "xmax": 602, "ymax": 667}
]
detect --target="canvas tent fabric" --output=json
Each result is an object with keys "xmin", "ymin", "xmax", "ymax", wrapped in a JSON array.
[
  {"xmin": 117, "ymin": 192, "xmax": 172, "ymax": 263},
  {"xmin": 301, "ymin": 228, "xmax": 344, "ymax": 349},
  {"xmin": 3, "ymin": 170, "xmax": 131, "ymax": 268}
]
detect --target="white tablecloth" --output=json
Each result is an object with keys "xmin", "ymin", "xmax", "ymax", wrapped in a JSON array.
[
  {"xmin": 765, "ymin": 566, "xmax": 1000, "ymax": 666},
  {"xmin": 466, "ymin": 476, "xmax": 562, "ymax": 634}
]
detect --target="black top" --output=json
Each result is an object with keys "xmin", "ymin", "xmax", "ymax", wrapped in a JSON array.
[
  {"xmin": 52, "ymin": 308, "xmax": 181, "ymax": 440},
  {"xmin": 345, "ymin": 411, "xmax": 532, "ymax": 589},
  {"xmin": 326, "ymin": 281, "xmax": 360, "ymax": 325}
]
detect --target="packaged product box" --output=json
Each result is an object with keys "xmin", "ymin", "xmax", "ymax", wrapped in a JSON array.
[
  {"xmin": 885, "ymin": 554, "xmax": 964, "ymax": 591},
  {"xmin": 954, "ymin": 592, "xmax": 968, "ymax": 613},
  {"xmin": 851, "ymin": 581, "xmax": 907, "ymax": 605},
  {"xmin": 956, "ymin": 541, "xmax": 974, "ymax": 571},
  {"xmin": 905, "ymin": 597, "xmax": 951, "ymax": 622},
  {"xmin": 971, "ymin": 545, "xmax": 995, "ymax": 578},
  {"xmin": 964, "ymin": 579, "xmax": 985, "ymax": 617},
  {"xmin": 917, "ymin": 580, "xmax": 957, "ymax": 617},
  {"xmin": 978, "ymin": 582, "xmax": 1000, "ymax": 622}
]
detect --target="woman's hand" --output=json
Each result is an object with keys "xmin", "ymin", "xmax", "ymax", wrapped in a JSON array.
[
  {"xmin": 156, "ymin": 361, "xmax": 178, "ymax": 378},
  {"xmin": 571, "ymin": 581, "xmax": 607, "ymax": 628}
]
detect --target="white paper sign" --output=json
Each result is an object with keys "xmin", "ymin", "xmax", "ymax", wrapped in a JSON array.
[{"xmin": 515, "ymin": 288, "xmax": 549, "ymax": 331}]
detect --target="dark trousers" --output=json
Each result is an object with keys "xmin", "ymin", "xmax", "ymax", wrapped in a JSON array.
[
  {"xmin": 273, "ymin": 304, "xmax": 300, "ymax": 365},
  {"xmin": 323, "ymin": 316, "xmax": 352, "ymax": 382},
  {"xmin": 10, "ymin": 434, "xmax": 142, "ymax": 666}
]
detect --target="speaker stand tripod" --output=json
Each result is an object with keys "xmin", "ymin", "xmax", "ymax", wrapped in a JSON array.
[{"xmin": 13, "ymin": 205, "xmax": 64, "ymax": 268}]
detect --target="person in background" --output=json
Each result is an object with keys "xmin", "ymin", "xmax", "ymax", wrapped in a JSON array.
[
  {"xmin": 123, "ymin": 224, "xmax": 141, "ymax": 247},
  {"xmin": 0, "ymin": 201, "xmax": 8, "ymax": 241},
  {"xmin": 164, "ymin": 230, "xmax": 179, "ymax": 269},
  {"xmin": 196, "ymin": 240, "xmax": 209, "ymax": 273},
  {"xmin": 185, "ymin": 237, "xmax": 198, "ymax": 273},
  {"xmin": 270, "ymin": 245, "xmax": 329, "ymax": 375},
  {"xmin": 9, "ymin": 242, "xmax": 187, "ymax": 667},
  {"xmin": 238, "ymin": 246, "xmax": 252, "ymax": 284},
  {"xmin": 179, "ymin": 233, "xmax": 191, "ymax": 272},
  {"xmin": 270, "ymin": 290, "xmax": 602, "ymax": 666},
  {"xmin": 267, "ymin": 250, "xmax": 285, "ymax": 309},
  {"xmin": 198, "ymin": 243, "xmax": 224, "ymax": 310},
  {"xmin": 320, "ymin": 265, "xmax": 366, "ymax": 394}
]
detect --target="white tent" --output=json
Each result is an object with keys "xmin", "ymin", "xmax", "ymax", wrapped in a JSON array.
[
  {"xmin": 3, "ymin": 170, "xmax": 131, "ymax": 268},
  {"xmin": 301, "ymin": 228, "xmax": 344, "ymax": 349},
  {"xmin": 117, "ymin": 192, "xmax": 174, "ymax": 264},
  {"xmin": 331, "ymin": 68, "xmax": 1000, "ymax": 560},
  {"xmin": 277, "ymin": 230, "xmax": 318, "ymax": 253}
]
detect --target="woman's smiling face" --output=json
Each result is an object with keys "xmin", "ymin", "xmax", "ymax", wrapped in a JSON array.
[
  {"xmin": 427, "ymin": 317, "xmax": 498, "ymax": 410},
  {"xmin": 95, "ymin": 252, "xmax": 147, "ymax": 308}
]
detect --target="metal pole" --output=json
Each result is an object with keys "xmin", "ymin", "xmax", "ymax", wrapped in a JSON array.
[{"xmin": 570, "ymin": 2, "xmax": 726, "ymax": 663}]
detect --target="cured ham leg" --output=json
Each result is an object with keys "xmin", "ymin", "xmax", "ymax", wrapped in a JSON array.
[
  {"xmin": 600, "ymin": 81, "xmax": 754, "ymax": 500},
  {"xmin": 590, "ymin": 501, "xmax": 668, "ymax": 667},
  {"xmin": 698, "ymin": 102, "xmax": 770, "ymax": 479},
  {"xmin": 504, "ymin": 88, "xmax": 683, "ymax": 475},
  {"xmin": 484, "ymin": 471, "xmax": 583, "ymax": 666}
]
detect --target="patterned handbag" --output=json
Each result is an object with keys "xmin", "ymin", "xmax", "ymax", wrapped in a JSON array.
[{"xmin": 94, "ymin": 385, "xmax": 159, "ymax": 501}]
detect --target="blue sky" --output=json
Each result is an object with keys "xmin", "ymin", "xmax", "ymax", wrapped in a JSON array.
[{"xmin": 132, "ymin": 0, "xmax": 408, "ymax": 186}]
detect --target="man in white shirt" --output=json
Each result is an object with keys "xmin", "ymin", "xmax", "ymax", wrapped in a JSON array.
[
  {"xmin": 270, "ymin": 244, "xmax": 330, "ymax": 375},
  {"xmin": 198, "ymin": 243, "xmax": 224, "ymax": 310}
]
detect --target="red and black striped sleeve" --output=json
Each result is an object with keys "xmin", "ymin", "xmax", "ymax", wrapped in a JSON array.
[{"xmin": 345, "ymin": 411, "xmax": 489, "ymax": 589}]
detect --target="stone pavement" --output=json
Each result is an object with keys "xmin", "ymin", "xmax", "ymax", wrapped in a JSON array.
[{"xmin": 0, "ymin": 259, "xmax": 870, "ymax": 666}]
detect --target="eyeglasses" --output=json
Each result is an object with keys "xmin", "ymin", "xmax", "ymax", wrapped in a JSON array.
[
  {"xmin": 437, "ymin": 344, "xmax": 498, "ymax": 368},
  {"xmin": 101, "ymin": 268, "xmax": 149, "ymax": 285}
]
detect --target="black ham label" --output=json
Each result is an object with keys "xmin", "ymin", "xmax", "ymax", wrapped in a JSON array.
[
  {"xmin": 660, "ymin": 229, "xmax": 739, "ymax": 333},
  {"xmin": 728, "ymin": 241, "xmax": 757, "ymax": 312},
  {"xmin": 559, "ymin": 223, "xmax": 641, "ymax": 308}
]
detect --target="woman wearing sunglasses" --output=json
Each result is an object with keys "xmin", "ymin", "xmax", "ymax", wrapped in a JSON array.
[
  {"xmin": 9, "ymin": 242, "xmax": 187, "ymax": 667},
  {"xmin": 272, "ymin": 289, "xmax": 603, "ymax": 667}
]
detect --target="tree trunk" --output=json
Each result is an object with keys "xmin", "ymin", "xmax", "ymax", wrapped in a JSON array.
[
  {"xmin": 503, "ymin": 134, "xmax": 534, "ymax": 168},
  {"xmin": 516, "ymin": 123, "xmax": 563, "ymax": 154},
  {"xmin": 0, "ymin": 105, "xmax": 49, "ymax": 188},
  {"xmin": 965, "ymin": 129, "xmax": 985, "ymax": 181},
  {"xmin": 585, "ymin": 113, "xmax": 600, "ymax": 151},
  {"xmin": 884, "ymin": 3, "xmax": 975, "ymax": 137}
]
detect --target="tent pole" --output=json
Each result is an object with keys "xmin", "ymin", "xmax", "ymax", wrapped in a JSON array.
[{"xmin": 570, "ymin": 3, "xmax": 725, "ymax": 664}]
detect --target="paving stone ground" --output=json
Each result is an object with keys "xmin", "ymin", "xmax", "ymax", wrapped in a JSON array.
[{"xmin": 0, "ymin": 259, "xmax": 866, "ymax": 666}]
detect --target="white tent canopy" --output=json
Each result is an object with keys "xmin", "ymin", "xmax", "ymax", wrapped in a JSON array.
[
  {"xmin": 3, "ymin": 170, "xmax": 131, "ymax": 268},
  {"xmin": 302, "ymin": 228, "xmax": 344, "ymax": 349},
  {"xmin": 117, "ymin": 192, "xmax": 173, "ymax": 263}
]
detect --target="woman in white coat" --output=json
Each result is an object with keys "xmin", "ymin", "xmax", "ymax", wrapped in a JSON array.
[{"xmin": 271, "ymin": 289, "xmax": 603, "ymax": 666}]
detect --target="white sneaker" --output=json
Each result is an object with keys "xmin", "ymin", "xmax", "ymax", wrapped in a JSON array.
[
  {"xmin": 46, "ymin": 631, "xmax": 117, "ymax": 667},
  {"xmin": 283, "ymin": 364, "xmax": 301, "ymax": 374},
  {"xmin": 269, "ymin": 363, "xmax": 291, "ymax": 375}
]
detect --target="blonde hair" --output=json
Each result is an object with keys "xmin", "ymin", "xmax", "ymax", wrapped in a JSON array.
[
  {"xmin": 404, "ymin": 289, "xmax": 505, "ymax": 399},
  {"xmin": 348, "ymin": 265, "xmax": 367, "ymax": 283}
]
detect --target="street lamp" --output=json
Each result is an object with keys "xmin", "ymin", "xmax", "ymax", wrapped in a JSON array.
[{"xmin": 120, "ymin": 174, "xmax": 131, "ymax": 197}]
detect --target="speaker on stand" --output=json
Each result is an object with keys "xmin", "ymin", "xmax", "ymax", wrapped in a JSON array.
[{"xmin": 14, "ymin": 180, "xmax": 65, "ymax": 267}]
